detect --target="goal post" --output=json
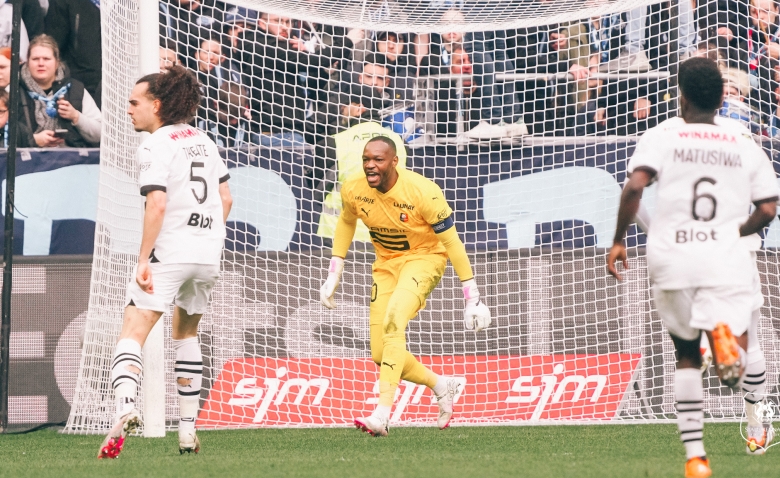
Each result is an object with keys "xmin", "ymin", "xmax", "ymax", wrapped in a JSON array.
[{"xmin": 65, "ymin": 0, "xmax": 780, "ymax": 433}]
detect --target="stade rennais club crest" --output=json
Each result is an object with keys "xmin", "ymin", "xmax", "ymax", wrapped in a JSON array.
[{"xmin": 198, "ymin": 355, "xmax": 641, "ymax": 426}]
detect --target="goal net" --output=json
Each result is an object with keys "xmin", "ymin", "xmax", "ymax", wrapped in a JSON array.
[{"xmin": 65, "ymin": 0, "xmax": 780, "ymax": 432}]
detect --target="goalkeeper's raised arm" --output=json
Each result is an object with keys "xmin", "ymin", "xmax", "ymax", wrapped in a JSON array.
[{"xmin": 318, "ymin": 136, "xmax": 490, "ymax": 437}]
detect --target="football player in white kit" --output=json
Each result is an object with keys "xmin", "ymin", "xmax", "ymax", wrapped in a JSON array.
[
  {"xmin": 607, "ymin": 58, "xmax": 779, "ymax": 478},
  {"xmin": 98, "ymin": 66, "xmax": 233, "ymax": 459},
  {"xmin": 633, "ymin": 114, "xmax": 776, "ymax": 456}
]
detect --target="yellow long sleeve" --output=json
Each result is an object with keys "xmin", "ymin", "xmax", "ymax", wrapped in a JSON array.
[
  {"xmin": 332, "ymin": 211, "xmax": 357, "ymax": 258},
  {"xmin": 437, "ymin": 226, "xmax": 474, "ymax": 282}
]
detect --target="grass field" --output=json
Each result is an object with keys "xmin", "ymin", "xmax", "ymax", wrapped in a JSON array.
[{"xmin": 1, "ymin": 424, "xmax": 779, "ymax": 477}]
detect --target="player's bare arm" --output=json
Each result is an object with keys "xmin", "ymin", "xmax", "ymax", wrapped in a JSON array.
[
  {"xmin": 739, "ymin": 198, "xmax": 778, "ymax": 237},
  {"xmin": 137, "ymin": 190, "xmax": 167, "ymax": 293},
  {"xmin": 219, "ymin": 181, "xmax": 233, "ymax": 224},
  {"xmin": 608, "ymin": 168, "xmax": 655, "ymax": 281}
]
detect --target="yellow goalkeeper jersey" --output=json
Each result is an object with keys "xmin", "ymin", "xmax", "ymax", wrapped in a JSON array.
[{"xmin": 340, "ymin": 167, "xmax": 454, "ymax": 261}]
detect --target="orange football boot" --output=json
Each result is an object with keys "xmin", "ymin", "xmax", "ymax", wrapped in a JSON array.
[
  {"xmin": 685, "ymin": 456, "xmax": 712, "ymax": 478},
  {"xmin": 711, "ymin": 322, "xmax": 744, "ymax": 388}
]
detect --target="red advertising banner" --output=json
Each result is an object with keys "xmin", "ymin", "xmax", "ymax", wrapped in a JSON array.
[{"xmin": 198, "ymin": 354, "xmax": 641, "ymax": 428}]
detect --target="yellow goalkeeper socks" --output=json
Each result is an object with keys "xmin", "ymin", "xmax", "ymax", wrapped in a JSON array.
[
  {"xmin": 378, "ymin": 335, "xmax": 407, "ymax": 407},
  {"xmin": 401, "ymin": 352, "xmax": 438, "ymax": 390}
]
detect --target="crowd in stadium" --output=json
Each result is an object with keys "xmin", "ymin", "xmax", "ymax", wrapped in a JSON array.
[{"xmin": 2, "ymin": 0, "xmax": 780, "ymax": 147}]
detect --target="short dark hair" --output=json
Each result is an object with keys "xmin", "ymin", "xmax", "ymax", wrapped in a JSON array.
[
  {"xmin": 678, "ymin": 57, "xmax": 723, "ymax": 111},
  {"xmin": 136, "ymin": 65, "xmax": 201, "ymax": 125},
  {"xmin": 365, "ymin": 135, "xmax": 397, "ymax": 155},
  {"xmin": 376, "ymin": 32, "xmax": 400, "ymax": 42},
  {"xmin": 0, "ymin": 89, "xmax": 8, "ymax": 107}
]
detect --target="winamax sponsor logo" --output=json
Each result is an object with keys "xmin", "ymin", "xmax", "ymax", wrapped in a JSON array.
[{"xmin": 198, "ymin": 355, "xmax": 640, "ymax": 428}]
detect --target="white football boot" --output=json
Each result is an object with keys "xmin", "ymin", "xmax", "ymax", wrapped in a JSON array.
[
  {"xmin": 746, "ymin": 422, "xmax": 774, "ymax": 455},
  {"xmin": 97, "ymin": 408, "xmax": 142, "ymax": 459},
  {"xmin": 354, "ymin": 415, "xmax": 389, "ymax": 437},
  {"xmin": 437, "ymin": 378, "xmax": 461, "ymax": 430},
  {"xmin": 179, "ymin": 429, "xmax": 201, "ymax": 454}
]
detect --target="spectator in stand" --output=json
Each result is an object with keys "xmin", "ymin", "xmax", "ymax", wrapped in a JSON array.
[
  {"xmin": 342, "ymin": 0, "xmax": 418, "ymax": 64},
  {"xmin": 365, "ymin": 32, "xmax": 416, "ymax": 101},
  {"xmin": 198, "ymin": 81, "xmax": 256, "ymax": 148},
  {"xmin": 768, "ymin": 71, "xmax": 780, "ymax": 137},
  {"xmin": 0, "ymin": 47, "xmax": 10, "ymax": 90},
  {"xmin": 159, "ymin": 0, "xmax": 225, "ymax": 64},
  {"xmin": 352, "ymin": 55, "xmax": 393, "ymax": 104},
  {"xmin": 18, "ymin": 34, "xmax": 101, "ymax": 147},
  {"xmin": 571, "ymin": 11, "xmax": 672, "ymax": 136},
  {"xmin": 45, "ymin": 0, "xmax": 101, "ymax": 104},
  {"xmin": 421, "ymin": 8, "xmax": 524, "ymax": 140},
  {"xmin": 238, "ymin": 11, "xmax": 317, "ymax": 146},
  {"xmin": 159, "ymin": 39, "xmax": 181, "ymax": 72},
  {"xmin": 600, "ymin": 0, "xmax": 698, "ymax": 72},
  {"xmin": 514, "ymin": 20, "xmax": 590, "ymax": 135},
  {"xmin": 704, "ymin": 0, "xmax": 751, "ymax": 54},
  {"xmin": 0, "ymin": 0, "xmax": 30, "ymax": 62},
  {"xmin": 434, "ymin": 45, "xmax": 484, "ymax": 137},
  {"xmin": 20, "ymin": 0, "xmax": 43, "ymax": 38},
  {"xmin": 222, "ymin": 5, "xmax": 257, "ymax": 65},
  {"xmin": 0, "ymin": 89, "xmax": 33, "ymax": 147},
  {"xmin": 736, "ymin": 0, "xmax": 780, "ymax": 117},
  {"xmin": 193, "ymin": 33, "xmax": 241, "ymax": 111},
  {"xmin": 719, "ymin": 66, "xmax": 763, "ymax": 134},
  {"xmin": 287, "ymin": 19, "xmax": 346, "ymax": 109},
  {"xmin": 310, "ymin": 55, "xmax": 394, "ymax": 140}
]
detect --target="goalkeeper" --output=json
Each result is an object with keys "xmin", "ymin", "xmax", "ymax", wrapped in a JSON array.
[{"xmin": 320, "ymin": 136, "xmax": 491, "ymax": 437}]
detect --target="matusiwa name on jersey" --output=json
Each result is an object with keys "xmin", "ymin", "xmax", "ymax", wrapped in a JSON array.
[{"xmin": 673, "ymin": 149, "xmax": 742, "ymax": 168}]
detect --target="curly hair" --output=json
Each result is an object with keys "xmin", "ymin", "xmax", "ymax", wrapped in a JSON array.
[{"xmin": 137, "ymin": 65, "xmax": 201, "ymax": 125}]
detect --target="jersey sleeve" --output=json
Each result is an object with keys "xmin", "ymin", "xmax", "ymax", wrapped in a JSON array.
[
  {"xmin": 627, "ymin": 129, "xmax": 664, "ymax": 180},
  {"xmin": 138, "ymin": 142, "xmax": 170, "ymax": 196},
  {"xmin": 421, "ymin": 180, "xmax": 454, "ymax": 233},
  {"xmin": 339, "ymin": 180, "xmax": 359, "ymax": 223},
  {"xmin": 748, "ymin": 145, "xmax": 779, "ymax": 203}
]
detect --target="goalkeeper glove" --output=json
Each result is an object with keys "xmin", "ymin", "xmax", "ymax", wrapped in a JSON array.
[
  {"xmin": 320, "ymin": 257, "xmax": 344, "ymax": 309},
  {"xmin": 462, "ymin": 279, "xmax": 491, "ymax": 332}
]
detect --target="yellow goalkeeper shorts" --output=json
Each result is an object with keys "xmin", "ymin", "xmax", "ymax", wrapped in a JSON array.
[{"xmin": 369, "ymin": 253, "xmax": 447, "ymax": 326}]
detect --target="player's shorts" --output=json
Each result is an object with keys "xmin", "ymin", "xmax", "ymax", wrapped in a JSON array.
[
  {"xmin": 370, "ymin": 253, "xmax": 447, "ymax": 325},
  {"xmin": 125, "ymin": 262, "xmax": 220, "ymax": 315},
  {"xmin": 653, "ymin": 284, "xmax": 753, "ymax": 341}
]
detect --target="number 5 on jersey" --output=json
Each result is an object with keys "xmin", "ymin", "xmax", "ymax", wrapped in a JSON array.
[{"xmin": 191, "ymin": 162, "xmax": 207, "ymax": 204}]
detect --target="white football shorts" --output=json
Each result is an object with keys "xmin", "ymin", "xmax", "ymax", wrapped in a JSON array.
[
  {"xmin": 126, "ymin": 263, "xmax": 220, "ymax": 315},
  {"xmin": 653, "ymin": 284, "xmax": 754, "ymax": 341}
]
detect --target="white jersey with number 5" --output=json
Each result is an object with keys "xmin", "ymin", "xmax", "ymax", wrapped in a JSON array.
[
  {"xmin": 628, "ymin": 122, "xmax": 778, "ymax": 289},
  {"xmin": 138, "ymin": 124, "xmax": 230, "ymax": 265}
]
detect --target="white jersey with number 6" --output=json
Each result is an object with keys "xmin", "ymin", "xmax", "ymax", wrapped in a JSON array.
[
  {"xmin": 138, "ymin": 124, "xmax": 230, "ymax": 265},
  {"xmin": 628, "ymin": 122, "xmax": 779, "ymax": 289}
]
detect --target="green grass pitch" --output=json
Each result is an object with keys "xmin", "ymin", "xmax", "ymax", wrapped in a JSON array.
[{"xmin": 1, "ymin": 424, "xmax": 778, "ymax": 477}]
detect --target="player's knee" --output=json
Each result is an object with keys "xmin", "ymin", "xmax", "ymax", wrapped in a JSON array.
[{"xmin": 383, "ymin": 306, "xmax": 398, "ymax": 334}]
